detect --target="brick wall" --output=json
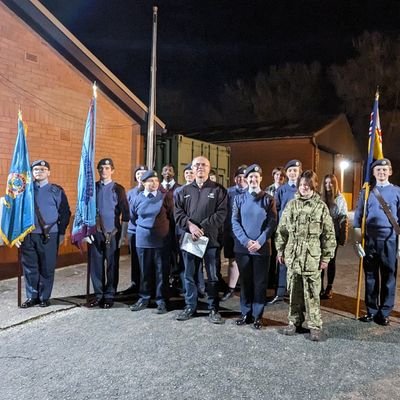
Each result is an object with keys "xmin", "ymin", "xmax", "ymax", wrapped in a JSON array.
[{"xmin": 0, "ymin": 3, "xmax": 144, "ymax": 276}]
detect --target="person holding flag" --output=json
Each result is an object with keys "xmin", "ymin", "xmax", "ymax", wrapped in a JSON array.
[
  {"xmin": 353, "ymin": 90, "xmax": 400, "ymax": 325},
  {"xmin": 18, "ymin": 160, "xmax": 71, "ymax": 308}
]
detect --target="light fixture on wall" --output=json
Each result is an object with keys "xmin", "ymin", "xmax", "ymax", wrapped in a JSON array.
[{"xmin": 340, "ymin": 160, "xmax": 350, "ymax": 192}]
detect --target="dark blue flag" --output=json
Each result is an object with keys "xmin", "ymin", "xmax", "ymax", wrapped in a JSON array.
[
  {"xmin": 0, "ymin": 112, "xmax": 35, "ymax": 247},
  {"xmin": 71, "ymin": 96, "xmax": 97, "ymax": 246}
]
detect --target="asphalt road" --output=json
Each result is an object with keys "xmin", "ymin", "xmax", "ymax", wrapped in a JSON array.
[{"xmin": 1, "ymin": 241, "xmax": 400, "ymax": 399}]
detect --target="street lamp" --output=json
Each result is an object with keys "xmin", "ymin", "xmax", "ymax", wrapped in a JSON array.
[{"xmin": 340, "ymin": 160, "xmax": 350, "ymax": 192}]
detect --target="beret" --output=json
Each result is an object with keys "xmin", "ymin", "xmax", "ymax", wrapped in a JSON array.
[
  {"xmin": 234, "ymin": 164, "xmax": 248, "ymax": 177},
  {"xmin": 371, "ymin": 158, "xmax": 391, "ymax": 169},
  {"xmin": 97, "ymin": 158, "xmax": 114, "ymax": 169},
  {"xmin": 285, "ymin": 159, "xmax": 302, "ymax": 170},
  {"xmin": 141, "ymin": 170, "xmax": 158, "ymax": 182},
  {"xmin": 31, "ymin": 160, "xmax": 50, "ymax": 169},
  {"xmin": 244, "ymin": 164, "xmax": 262, "ymax": 178}
]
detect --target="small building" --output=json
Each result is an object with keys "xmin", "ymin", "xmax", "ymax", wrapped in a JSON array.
[
  {"xmin": 0, "ymin": 0, "xmax": 164, "ymax": 278},
  {"xmin": 180, "ymin": 114, "xmax": 362, "ymax": 209}
]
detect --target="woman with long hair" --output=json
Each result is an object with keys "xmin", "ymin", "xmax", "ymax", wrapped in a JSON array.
[{"xmin": 320, "ymin": 174, "xmax": 348, "ymax": 299}]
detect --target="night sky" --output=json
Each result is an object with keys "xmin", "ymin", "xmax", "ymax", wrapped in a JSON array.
[{"xmin": 40, "ymin": 0, "xmax": 400, "ymax": 125}]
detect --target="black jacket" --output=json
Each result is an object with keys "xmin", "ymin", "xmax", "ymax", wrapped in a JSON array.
[{"xmin": 174, "ymin": 179, "xmax": 227, "ymax": 248}]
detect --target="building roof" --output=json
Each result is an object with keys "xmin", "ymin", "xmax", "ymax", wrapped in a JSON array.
[
  {"xmin": 177, "ymin": 115, "xmax": 343, "ymax": 143},
  {"xmin": 2, "ymin": 0, "xmax": 165, "ymax": 131}
]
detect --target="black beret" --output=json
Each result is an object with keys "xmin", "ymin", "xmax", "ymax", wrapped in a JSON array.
[
  {"xmin": 244, "ymin": 164, "xmax": 262, "ymax": 178},
  {"xmin": 97, "ymin": 158, "xmax": 114, "ymax": 169},
  {"xmin": 285, "ymin": 159, "xmax": 302, "ymax": 170},
  {"xmin": 31, "ymin": 160, "xmax": 50, "ymax": 170},
  {"xmin": 371, "ymin": 158, "xmax": 391, "ymax": 169},
  {"xmin": 234, "ymin": 165, "xmax": 248, "ymax": 177},
  {"xmin": 183, "ymin": 163, "xmax": 192, "ymax": 172},
  {"xmin": 141, "ymin": 170, "xmax": 158, "ymax": 182}
]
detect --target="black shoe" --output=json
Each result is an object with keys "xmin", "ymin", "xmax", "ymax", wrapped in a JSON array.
[
  {"xmin": 359, "ymin": 313, "xmax": 374, "ymax": 322},
  {"xmin": 209, "ymin": 309, "xmax": 225, "ymax": 324},
  {"xmin": 235, "ymin": 314, "xmax": 254, "ymax": 326},
  {"xmin": 253, "ymin": 319, "xmax": 263, "ymax": 330},
  {"xmin": 21, "ymin": 298, "xmax": 38, "ymax": 308},
  {"xmin": 268, "ymin": 295, "xmax": 284, "ymax": 305},
  {"xmin": 39, "ymin": 300, "xmax": 51, "ymax": 307},
  {"xmin": 117, "ymin": 284, "xmax": 138, "ymax": 296},
  {"xmin": 103, "ymin": 299, "xmax": 114, "ymax": 309},
  {"xmin": 198, "ymin": 291, "xmax": 207, "ymax": 299},
  {"xmin": 155, "ymin": 302, "xmax": 167, "ymax": 314},
  {"xmin": 321, "ymin": 286, "xmax": 333, "ymax": 300},
  {"xmin": 374, "ymin": 314, "xmax": 390, "ymax": 326},
  {"xmin": 130, "ymin": 300, "xmax": 149, "ymax": 312},
  {"xmin": 176, "ymin": 306, "xmax": 196, "ymax": 321},
  {"xmin": 221, "ymin": 289, "xmax": 234, "ymax": 302},
  {"xmin": 87, "ymin": 298, "xmax": 103, "ymax": 308}
]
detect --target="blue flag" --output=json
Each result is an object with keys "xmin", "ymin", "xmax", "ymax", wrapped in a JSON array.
[
  {"xmin": 71, "ymin": 96, "xmax": 97, "ymax": 246},
  {"xmin": 364, "ymin": 91, "xmax": 384, "ymax": 184},
  {"xmin": 0, "ymin": 113, "xmax": 35, "ymax": 247}
]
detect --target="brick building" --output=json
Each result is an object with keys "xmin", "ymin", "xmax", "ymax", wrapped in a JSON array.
[
  {"xmin": 180, "ymin": 114, "xmax": 361, "ymax": 209},
  {"xmin": 0, "ymin": 0, "xmax": 164, "ymax": 278}
]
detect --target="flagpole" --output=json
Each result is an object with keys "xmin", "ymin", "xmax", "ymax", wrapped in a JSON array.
[
  {"xmin": 17, "ymin": 249, "xmax": 22, "ymax": 307},
  {"xmin": 146, "ymin": 6, "xmax": 158, "ymax": 169},
  {"xmin": 355, "ymin": 184, "xmax": 370, "ymax": 318}
]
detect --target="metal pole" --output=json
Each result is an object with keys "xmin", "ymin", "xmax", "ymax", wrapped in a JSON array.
[{"xmin": 146, "ymin": 6, "xmax": 158, "ymax": 169}]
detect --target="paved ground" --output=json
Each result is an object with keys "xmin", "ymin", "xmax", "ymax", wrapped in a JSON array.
[{"xmin": 1, "ymin": 230, "xmax": 400, "ymax": 400}]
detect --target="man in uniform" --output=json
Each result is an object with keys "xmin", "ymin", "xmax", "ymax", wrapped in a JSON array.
[
  {"xmin": 160, "ymin": 163, "xmax": 180, "ymax": 193},
  {"xmin": 175, "ymin": 156, "xmax": 228, "ymax": 323},
  {"xmin": 354, "ymin": 158, "xmax": 400, "ymax": 326},
  {"xmin": 87, "ymin": 158, "xmax": 130, "ymax": 308},
  {"xmin": 19, "ymin": 160, "xmax": 71, "ymax": 308},
  {"xmin": 269, "ymin": 159, "xmax": 302, "ymax": 305},
  {"xmin": 119, "ymin": 165, "xmax": 148, "ymax": 296}
]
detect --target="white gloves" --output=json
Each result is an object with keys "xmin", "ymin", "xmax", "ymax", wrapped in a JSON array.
[
  {"xmin": 83, "ymin": 235, "xmax": 94, "ymax": 244},
  {"xmin": 15, "ymin": 239, "xmax": 22, "ymax": 248}
]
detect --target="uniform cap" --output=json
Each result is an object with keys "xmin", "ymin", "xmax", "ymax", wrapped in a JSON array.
[
  {"xmin": 183, "ymin": 163, "xmax": 192, "ymax": 172},
  {"xmin": 134, "ymin": 164, "xmax": 148, "ymax": 176},
  {"xmin": 234, "ymin": 164, "xmax": 248, "ymax": 177},
  {"xmin": 371, "ymin": 158, "xmax": 391, "ymax": 169},
  {"xmin": 31, "ymin": 160, "xmax": 50, "ymax": 170},
  {"xmin": 97, "ymin": 158, "xmax": 114, "ymax": 169},
  {"xmin": 141, "ymin": 170, "xmax": 158, "ymax": 182},
  {"xmin": 244, "ymin": 164, "xmax": 262, "ymax": 178},
  {"xmin": 285, "ymin": 159, "xmax": 302, "ymax": 170}
]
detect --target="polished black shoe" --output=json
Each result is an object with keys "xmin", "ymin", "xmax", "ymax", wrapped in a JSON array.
[
  {"xmin": 221, "ymin": 289, "xmax": 234, "ymax": 302},
  {"xmin": 87, "ymin": 298, "xmax": 103, "ymax": 308},
  {"xmin": 235, "ymin": 314, "xmax": 254, "ymax": 326},
  {"xmin": 267, "ymin": 295, "xmax": 284, "ymax": 305},
  {"xmin": 176, "ymin": 306, "xmax": 196, "ymax": 321},
  {"xmin": 130, "ymin": 300, "xmax": 149, "ymax": 312},
  {"xmin": 21, "ymin": 298, "xmax": 38, "ymax": 308},
  {"xmin": 155, "ymin": 302, "xmax": 167, "ymax": 315},
  {"xmin": 102, "ymin": 299, "xmax": 114, "ymax": 309},
  {"xmin": 39, "ymin": 300, "xmax": 51, "ymax": 307},
  {"xmin": 374, "ymin": 314, "xmax": 390, "ymax": 326},
  {"xmin": 117, "ymin": 284, "xmax": 138, "ymax": 296},
  {"xmin": 359, "ymin": 313, "xmax": 374, "ymax": 323},
  {"xmin": 253, "ymin": 319, "xmax": 263, "ymax": 330},
  {"xmin": 209, "ymin": 309, "xmax": 225, "ymax": 324}
]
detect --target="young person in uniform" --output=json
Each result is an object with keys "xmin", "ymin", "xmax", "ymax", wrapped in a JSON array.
[
  {"xmin": 231, "ymin": 164, "xmax": 277, "ymax": 329},
  {"xmin": 19, "ymin": 160, "xmax": 71, "ymax": 308}
]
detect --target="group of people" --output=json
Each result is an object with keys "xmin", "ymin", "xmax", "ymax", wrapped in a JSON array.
[{"xmin": 16, "ymin": 154, "xmax": 400, "ymax": 342}]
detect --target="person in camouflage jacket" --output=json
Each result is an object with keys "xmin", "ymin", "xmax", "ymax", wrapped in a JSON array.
[{"xmin": 275, "ymin": 170, "xmax": 336, "ymax": 341}]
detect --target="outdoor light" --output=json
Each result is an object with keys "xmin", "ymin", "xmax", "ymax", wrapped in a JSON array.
[{"xmin": 339, "ymin": 159, "xmax": 350, "ymax": 192}]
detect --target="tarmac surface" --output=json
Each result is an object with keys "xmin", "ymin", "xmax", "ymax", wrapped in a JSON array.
[{"xmin": 1, "ymin": 229, "xmax": 400, "ymax": 400}]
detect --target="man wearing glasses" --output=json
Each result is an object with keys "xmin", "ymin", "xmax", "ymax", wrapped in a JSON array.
[
  {"xmin": 18, "ymin": 160, "xmax": 71, "ymax": 308},
  {"xmin": 175, "ymin": 156, "xmax": 228, "ymax": 324}
]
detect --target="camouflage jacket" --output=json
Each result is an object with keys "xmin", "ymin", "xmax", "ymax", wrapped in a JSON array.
[{"xmin": 275, "ymin": 192, "xmax": 336, "ymax": 275}]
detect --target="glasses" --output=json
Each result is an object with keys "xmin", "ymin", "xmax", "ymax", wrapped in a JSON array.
[
  {"xmin": 193, "ymin": 162, "xmax": 209, "ymax": 168},
  {"xmin": 32, "ymin": 168, "xmax": 48, "ymax": 172}
]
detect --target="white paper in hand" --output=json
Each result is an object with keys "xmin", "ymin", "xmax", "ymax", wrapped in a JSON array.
[{"xmin": 181, "ymin": 233, "xmax": 209, "ymax": 258}]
